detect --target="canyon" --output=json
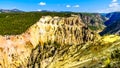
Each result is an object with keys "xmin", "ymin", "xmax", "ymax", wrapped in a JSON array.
[{"xmin": 0, "ymin": 14, "xmax": 120, "ymax": 68}]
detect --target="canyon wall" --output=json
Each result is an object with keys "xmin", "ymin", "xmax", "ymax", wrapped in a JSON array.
[{"xmin": 0, "ymin": 15, "xmax": 98, "ymax": 68}]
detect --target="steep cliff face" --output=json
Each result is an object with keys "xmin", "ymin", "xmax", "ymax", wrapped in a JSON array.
[
  {"xmin": 0, "ymin": 15, "xmax": 98, "ymax": 68},
  {"xmin": 100, "ymin": 19, "xmax": 120, "ymax": 35},
  {"xmin": 104, "ymin": 12, "xmax": 120, "ymax": 26},
  {"xmin": 35, "ymin": 15, "xmax": 98, "ymax": 45},
  {"xmin": 79, "ymin": 13, "xmax": 106, "ymax": 32},
  {"xmin": 100, "ymin": 12, "xmax": 120, "ymax": 35},
  {"xmin": 44, "ymin": 35, "xmax": 120, "ymax": 68}
]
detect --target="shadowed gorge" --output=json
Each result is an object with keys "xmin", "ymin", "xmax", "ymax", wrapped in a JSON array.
[{"xmin": 100, "ymin": 12, "xmax": 120, "ymax": 35}]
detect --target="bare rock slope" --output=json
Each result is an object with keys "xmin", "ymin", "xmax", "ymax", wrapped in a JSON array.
[{"xmin": 0, "ymin": 15, "xmax": 98, "ymax": 68}]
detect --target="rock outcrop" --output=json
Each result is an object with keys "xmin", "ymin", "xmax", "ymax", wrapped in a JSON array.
[
  {"xmin": 100, "ymin": 20, "xmax": 120, "ymax": 35},
  {"xmin": 0, "ymin": 15, "xmax": 98, "ymax": 68},
  {"xmin": 79, "ymin": 13, "xmax": 106, "ymax": 32}
]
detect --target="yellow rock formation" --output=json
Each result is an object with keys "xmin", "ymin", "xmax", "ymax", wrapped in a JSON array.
[{"xmin": 0, "ymin": 15, "xmax": 98, "ymax": 68}]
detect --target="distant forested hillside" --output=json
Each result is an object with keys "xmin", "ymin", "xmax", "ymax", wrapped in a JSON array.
[
  {"xmin": 0, "ymin": 12, "xmax": 73, "ymax": 35},
  {"xmin": 0, "ymin": 12, "xmax": 105, "ymax": 35}
]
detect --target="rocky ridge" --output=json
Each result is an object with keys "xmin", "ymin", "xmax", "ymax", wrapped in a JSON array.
[
  {"xmin": 0, "ymin": 9, "xmax": 23, "ymax": 13},
  {"xmin": 0, "ymin": 15, "xmax": 98, "ymax": 68},
  {"xmin": 100, "ymin": 20, "xmax": 120, "ymax": 35},
  {"xmin": 79, "ymin": 13, "xmax": 106, "ymax": 32},
  {"xmin": 0, "ymin": 15, "xmax": 120, "ymax": 68},
  {"xmin": 100, "ymin": 12, "xmax": 120, "ymax": 35}
]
